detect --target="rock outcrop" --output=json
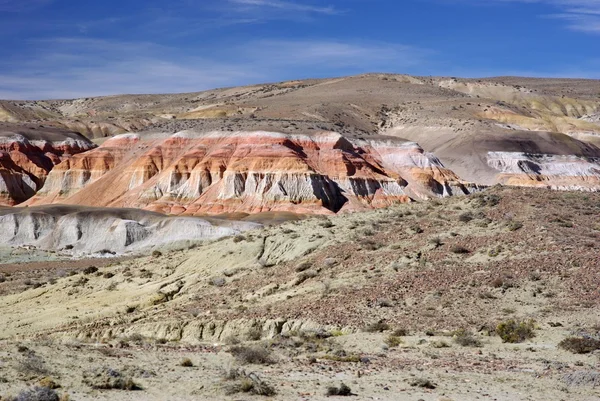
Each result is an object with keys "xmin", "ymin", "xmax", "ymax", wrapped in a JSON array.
[
  {"xmin": 0, "ymin": 205, "xmax": 259, "ymax": 255},
  {"xmin": 0, "ymin": 124, "xmax": 96, "ymax": 205},
  {"xmin": 487, "ymin": 152, "xmax": 600, "ymax": 191},
  {"xmin": 26, "ymin": 130, "xmax": 475, "ymax": 215}
]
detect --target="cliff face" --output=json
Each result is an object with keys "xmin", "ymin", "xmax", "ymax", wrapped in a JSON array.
[
  {"xmin": 27, "ymin": 131, "xmax": 475, "ymax": 215},
  {"xmin": 487, "ymin": 152, "xmax": 600, "ymax": 192},
  {"xmin": 0, "ymin": 205, "xmax": 259, "ymax": 255},
  {"xmin": 0, "ymin": 125, "xmax": 96, "ymax": 205}
]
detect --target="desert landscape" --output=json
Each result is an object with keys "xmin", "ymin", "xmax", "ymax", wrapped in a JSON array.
[{"xmin": 0, "ymin": 74, "xmax": 599, "ymax": 400}]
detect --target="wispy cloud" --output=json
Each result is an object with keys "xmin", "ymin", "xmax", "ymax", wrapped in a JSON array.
[
  {"xmin": 229, "ymin": 0, "xmax": 340, "ymax": 15},
  {"xmin": 0, "ymin": 37, "xmax": 429, "ymax": 99},
  {"xmin": 0, "ymin": 0, "xmax": 52, "ymax": 12},
  {"xmin": 463, "ymin": 0, "xmax": 600, "ymax": 33}
]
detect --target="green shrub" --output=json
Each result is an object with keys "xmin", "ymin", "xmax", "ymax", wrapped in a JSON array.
[{"xmin": 496, "ymin": 319, "xmax": 536, "ymax": 343}]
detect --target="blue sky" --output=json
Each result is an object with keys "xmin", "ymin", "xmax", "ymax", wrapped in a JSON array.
[{"xmin": 0, "ymin": 0, "xmax": 599, "ymax": 99}]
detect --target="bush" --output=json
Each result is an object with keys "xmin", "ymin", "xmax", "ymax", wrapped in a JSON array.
[
  {"xmin": 232, "ymin": 235, "xmax": 246, "ymax": 243},
  {"xmin": 450, "ymin": 245, "xmax": 470, "ymax": 254},
  {"xmin": 246, "ymin": 327, "xmax": 263, "ymax": 341},
  {"xmin": 429, "ymin": 237, "xmax": 443, "ymax": 248},
  {"xmin": 16, "ymin": 355, "xmax": 49, "ymax": 376},
  {"xmin": 83, "ymin": 266, "xmax": 98, "ymax": 275},
  {"xmin": 507, "ymin": 221, "xmax": 523, "ymax": 231},
  {"xmin": 82, "ymin": 367, "xmax": 140, "ymax": 390},
  {"xmin": 223, "ymin": 369, "xmax": 276, "ymax": 396},
  {"xmin": 363, "ymin": 321, "xmax": 390, "ymax": 333},
  {"xmin": 180, "ymin": 358, "xmax": 193, "ymax": 367},
  {"xmin": 392, "ymin": 328, "xmax": 409, "ymax": 336},
  {"xmin": 229, "ymin": 346, "xmax": 274, "ymax": 365},
  {"xmin": 13, "ymin": 386, "xmax": 59, "ymax": 401},
  {"xmin": 326, "ymin": 383, "xmax": 352, "ymax": 396},
  {"xmin": 385, "ymin": 335, "xmax": 403, "ymax": 347},
  {"xmin": 410, "ymin": 378, "xmax": 437, "ymax": 389},
  {"xmin": 496, "ymin": 319, "xmax": 536, "ymax": 343},
  {"xmin": 458, "ymin": 212, "xmax": 474, "ymax": 222},
  {"xmin": 558, "ymin": 337, "xmax": 600, "ymax": 354},
  {"xmin": 453, "ymin": 329, "xmax": 482, "ymax": 347}
]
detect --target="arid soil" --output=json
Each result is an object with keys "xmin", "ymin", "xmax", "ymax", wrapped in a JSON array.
[{"xmin": 0, "ymin": 186, "xmax": 598, "ymax": 400}]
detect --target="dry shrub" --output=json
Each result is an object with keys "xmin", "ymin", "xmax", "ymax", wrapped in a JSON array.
[
  {"xmin": 453, "ymin": 329, "xmax": 482, "ymax": 347},
  {"xmin": 326, "ymin": 383, "xmax": 352, "ymax": 396},
  {"xmin": 229, "ymin": 345, "xmax": 274, "ymax": 365},
  {"xmin": 223, "ymin": 369, "xmax": 276, "ymax": 396},
  {"xmin": 558, "ymin": 337, "xmax": 600, "ymax": 354},
  {"xmin": 451, "ymin": 245, "xmax": 470, "ymax": 254},
  {"xmin": 363, "ymin": 321, "xmax": 390, "ymax": 333},
  {"xmin": 12, "ymin": 386, "xmax": 59, "ymax": 401}
]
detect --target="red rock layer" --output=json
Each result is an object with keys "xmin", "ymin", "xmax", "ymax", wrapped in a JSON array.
[
  {"xmin": 0, "ymin": 129, "xmax": 96, "ymax": 205},
  {"xmin": 27, "ymin": 131, "xmax": 475, "ymax": 214}
]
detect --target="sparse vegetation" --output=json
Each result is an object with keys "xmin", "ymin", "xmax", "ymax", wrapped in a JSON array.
[
  {"xmin": 180, "ymin": 358, "xmax": 193, "ymax": 367},
  {"xmin": 223, "ymin": 369, "xmax": 276, "ymax": 396},
  {"xmin": 82, "ymin": 266, "xmax": 98, "ymax": 275},
  {"xmin": 229, "ymin": 345, "xmax": 274, "ymax": 365},
  {"xmin": 16, "ymin": 354, "xmax": 50, "ymax": 376},
  {"xmin": 496, "ymin": 319, "xmax": 536, "ymax": 343},
  {"xmin": 453, "ymin": 329, "xmax": 482, "ymax": 347},
  {"xmin": 507, "ymin": 221, "xmax": 523, "ymax": 231},
  {"xmin": 325, "ymin": 383, "xmax": 352, "ymax": 396},
  {"xmin": 233, "ymin": 235, "xmax": 246, "ymax": 243},
  {"xmin": 450, "ymin": 245, "xmax": 470, "ymax": 254},
  {"xmin": 458, "ymin": 212, "xmax": 474, "ymax": 222},
  {"xmin": 11, "ymin": 386, "xmax": 59, "ymax": 401},
  {"xmin": 364, "ymin": 321, "xmax": 390, "ymax": 333},
  {"xmin": 558, "ymin": 337, "xmax": 600, "ymax": 354},
  {"xmin": 385, "ymin": 335, "xmax": 403, "ymax": 347},
  {"xmin": 82, "ymin": 367, "xmax": 140, "ymax": 390},
  {"xmin": 410, "ymin": 378, "xmax": 437, "ymax": 389}
]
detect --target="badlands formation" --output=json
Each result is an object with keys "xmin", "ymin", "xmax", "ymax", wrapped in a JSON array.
[
  {"xmin": 0, "ymin": 74, "xmax": 598, "ymax": 213},
  {"xmin": 0, "ymin": 74, "xmax": 599, "ymax": 255},
  {"xmin": 0, "ymin": 74, "xmax": 599, "ymax": 400}
]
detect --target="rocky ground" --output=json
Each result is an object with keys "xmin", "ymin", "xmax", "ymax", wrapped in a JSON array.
[{"xmin": 0, "ymin": 186, "xmax": 598, "ymax": 400}]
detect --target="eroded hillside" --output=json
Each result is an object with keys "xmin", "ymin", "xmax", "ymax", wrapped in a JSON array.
[
  {"xmin": 0, "ymin": 187, "xmax": 598, "ymax": 400},
  {"xmin": 1, "ymin": 74, "xmax": 599, "ymax": 211}
]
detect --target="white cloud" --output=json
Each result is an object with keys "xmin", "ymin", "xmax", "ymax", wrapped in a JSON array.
[{"xmin": 229, "ymin": 0, "xmax": 339, "ymax": 15}]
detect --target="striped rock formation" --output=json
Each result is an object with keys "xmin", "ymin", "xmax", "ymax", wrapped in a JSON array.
[
  {"xmin": 487, "ymin": 152, "xmax": 600, "ymax": 192},
  {"xmin": 26, "ymin": 131, "xmax": 476, "ymax": 215},
  {"xmin": 0, "ymin": 125, "xmax": 95, "ymax": 205}
]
